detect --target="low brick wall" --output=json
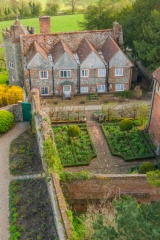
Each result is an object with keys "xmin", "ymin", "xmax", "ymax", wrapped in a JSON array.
[
  {"xmin": 31, "ymin": 88, "xmax": 72, "ymax": 240},
  {"xmin": 62, "ymin": 174, "xmax": 160, "ymax": 212},
  {"xmin": 0, "ymin": 101, "xmax": 23, "ymax": 122}
]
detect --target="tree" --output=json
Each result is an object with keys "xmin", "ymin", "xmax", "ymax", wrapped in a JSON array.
[
  {"xmin": 28, "ymin": 1, "xmax": 42, "ymax": 17},
  {"xmin": 79, "ymin": 0, "xmax": 114, "ymax": 30},
  {"xmin": 147, "ymin": 170, "xmax": 160, "ymax": 187},
  {"xmin": 44, "ymin": 0, "xmax": 59, "ymax": 16},
  {"xmin": 65, "ymin": 0, "xmax": 80, "ymax": 14},
  {"xmin": 92, "ymin": 196, "xmax": 160, "ymax": 240}
]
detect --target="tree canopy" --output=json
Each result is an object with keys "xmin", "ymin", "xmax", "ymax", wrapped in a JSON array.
[{"xmin": 91, "ymin": 196, "xmax": 160, "ymax": 240}]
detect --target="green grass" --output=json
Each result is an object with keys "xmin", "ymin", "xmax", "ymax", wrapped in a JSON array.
[
  {"xmin": 0, "ymin": 14, "xmax": 84, "ymax": 43},
  {"xmin": 0, "ymin": 71, "xmax": 8, "ymax": 84}
]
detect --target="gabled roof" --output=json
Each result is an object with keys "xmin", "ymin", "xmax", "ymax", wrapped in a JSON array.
[
  {"xmin": 13, "ymin": 19, "xmax": 29, "ymax": 35},
  {"xmin": 27, "ymin": 41, "xmax": 49, "ymax": 63},
  {"xmin": 77, "ymin": 38, "xmax": 104, "ymax": 64},
  {"xmin": 101, "ymin": 36, "xmax": 120, "ymax": 63},
  {"xmin": 51, "ymin": 39, "xmax": 76, "ymax": 64},
  {"xmin": 153, "ymin": 67, "xmax": 160, "ymax": 83}
]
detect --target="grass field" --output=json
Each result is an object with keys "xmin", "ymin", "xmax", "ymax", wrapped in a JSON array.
[{"xmin": 0, "ymin": 14, "xmax": 84, "ymax": 43}]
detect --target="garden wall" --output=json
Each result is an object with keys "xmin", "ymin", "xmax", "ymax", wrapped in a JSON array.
[
  {"xmin": 62, "ymin": 174, "xmax": 160, "ymax": 212},
  {"xmin": 0, "ymin": 101, "xmax": 23, "ymax": 122},
  {"xmin": 31, "ymin": 88, "xmax": 72, "ymax": 240}
]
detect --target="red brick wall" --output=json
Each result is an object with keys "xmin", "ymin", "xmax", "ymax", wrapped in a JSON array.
[
  {"xmin": 149, "ymin": 91, "xmax": 160, "ymax": 146},
  {"xmin": 62, "ymin": 174, "xmax": 160, "ymax": 212}
]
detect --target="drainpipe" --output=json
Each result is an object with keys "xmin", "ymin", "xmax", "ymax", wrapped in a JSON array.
[
  {"xmin": 27, "ymin": 67, "xmax": 32, "ymax": 91},
  {"xmin": 105, "ymin": 62, "xmax": 109, "ymax": 92},
  {"xmin": 146, "ymin": 78, "xmax": 157, "ymax": 131},
  {"xmin": 77, "ymin": 64, "xmax": 81, "ymax": 94},
  {"xmin": 52, "ymin": 67, "xmax": 54, "ymax": 95}
]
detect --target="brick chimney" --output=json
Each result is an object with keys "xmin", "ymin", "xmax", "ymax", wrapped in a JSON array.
[
  {"xmin": 113, "ymin": 20, "xmax": 123, "ymax": 44},
  {"xmin": 39, "ymin": 16, "xmax": 50, "ymax": 34}
]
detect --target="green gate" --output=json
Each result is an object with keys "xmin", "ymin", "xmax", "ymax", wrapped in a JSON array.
[{"xmin": 22, "ymin": 102, "xmax": 32, "ymax": 122}]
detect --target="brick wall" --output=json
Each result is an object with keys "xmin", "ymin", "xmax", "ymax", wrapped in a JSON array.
[
  {"xmin": 62, "ymin": 174, "xmax": 160, "ymax": 212},
  {"xmin": 149, "ymin": 90, "xmax": 160, "ymax": 146}
]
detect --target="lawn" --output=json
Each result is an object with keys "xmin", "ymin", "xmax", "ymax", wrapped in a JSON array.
[
  {"xmin": 52, "ymin": 124, "xmax": 96, "ymax": 167},
  {"xmin": 0, "ymin": 14, "xmax": 84, "ymax": 43},
  {"xmin": 9, "ymin": 179, "xmax": 58, "ymax": 239},
  {"xmin": 102, "ymin": 123, "xmax": 156, "ymax": 161}
]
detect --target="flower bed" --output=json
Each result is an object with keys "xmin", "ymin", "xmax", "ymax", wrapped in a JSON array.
[
  {"xmin": 9, "ymin": 130, "xmax": 43, "ymax": 175},
  {"xmin": 52, "ymin": 124, "xmax": 96, "ymax": 167},
  {"xmin": 9, "ymin": 179, "xmax": 58, "ymax": 240},
  {"xmin": 102, "ymin": 123, "xmax": 156, "ymax": 161}
]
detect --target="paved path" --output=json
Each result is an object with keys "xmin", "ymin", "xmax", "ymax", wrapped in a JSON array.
[{"xmin": 0, "ymin": 122, "xmax": 29, "ymax": 240}]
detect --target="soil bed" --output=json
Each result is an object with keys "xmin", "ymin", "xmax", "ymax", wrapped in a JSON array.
[
  {"xmin": 9, "ymin": 178, "xmax": 58, "ymax": 240},
  {"xmin": 9, "ymin": 130, "xmax": 43, "ymax": 175}
]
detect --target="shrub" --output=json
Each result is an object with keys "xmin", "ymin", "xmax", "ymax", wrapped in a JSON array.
[
  {"xmin": 67, "ymin": 125, "xmax": 81, "ymax": 138},
  {"xmin": 115, "ymin": 90, "xmax": 132, "ymax": 99},
  {"xmin": 0, "ymin": 110, "xmax": 14, "ymax": 133},
  {"xmin": 139, "ymin": 162, "xmax": 154, "ymax": 174},
  {"xmin": 119, "ymin": 119, "xmax": 133, "ymax": 131},
  {"xmin": 0, "ymin": 84, "xmax": 24, "ymax": 106}
]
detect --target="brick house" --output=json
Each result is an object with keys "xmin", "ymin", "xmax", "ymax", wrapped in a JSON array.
[
  {"xmin": 3, "ymin": 16, "xmax": 134, "ymax": 97},
  {"xmin": 148, "ymin": 67, "xmax": 160, "ymax": 149}
]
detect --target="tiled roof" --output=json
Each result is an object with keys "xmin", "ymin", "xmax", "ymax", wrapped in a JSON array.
[
  {"xmin": 51, "ymin": 39, "xmax": 76, "ymax": 64},
  {"xmin": 27, "ymin": 41, "xmax": 49, "ymax": 63},
  {"xmin": 77, "ymin": 38, "xmax": 103, "ymax": 63},
  {"xmin": 101, "ymin": 36, "xmax": 120, "ymax": 63},
  {"xmin": 153, "ymin": 67, "xmax": 160, "ymax": 83}
]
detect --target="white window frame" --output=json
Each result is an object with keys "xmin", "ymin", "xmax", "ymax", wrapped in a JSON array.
[
  {"xmin": 40, "ymin": 70, "xmax": 48, "ymax": 79},
  {"xmin": 116, "ymin": 84, "xmax": 124, "ymax": 91},
  {"xmin": 81, "ymin": 86, "xmax": 88, "ymax": 93},
  {"xmin": 81, "ymin": 69, "xmax": 89, "ymax": 77},
  {"xmin": 9, "ymin": 62, "xmax": 14, "ymax": 68},
  {"xmin": 11, "ymin": 76, "xmax": 15, "ymax": 81},
  {"xmin": 115, "ymin": 68, "xmax": 123, "ymax": 76},
  {"xmin": 40, "ymin": 87, "xmax": 49, "ymax": 95},
  {"xmin": 98, "ymin": 69, "xmax": 106, "ymax": 77},
  {"xmin": 60, "ymin": 70, "xmax": 71, "ymax": 78},
  {"xmin": 97, "ymin": 85, "xmax": 105, "ymax": 92}
]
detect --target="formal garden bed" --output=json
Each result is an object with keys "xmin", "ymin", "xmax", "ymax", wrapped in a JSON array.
[
  {"xmin": 9, "ymin": 178, "xmax": 58, "ymax": 240},
  {"xmin": 52, "ymin": 124, "xmax": 96, "ymax": 167},
  {"xmin": 102, "ymin": 123, "xmax": 156, "ymax": 161},
  {"xmin": 9, "ymin": 130, "xmax": 43, "ymax": 175}
]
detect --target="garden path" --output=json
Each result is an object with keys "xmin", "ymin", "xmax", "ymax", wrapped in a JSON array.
[
  {"xmin": 64, "ymin": 111, "xmax": 157, "ymax": 174},
  {"xmin": 0, "ymin": 122, "xmax": 30, "ymax": 240}
]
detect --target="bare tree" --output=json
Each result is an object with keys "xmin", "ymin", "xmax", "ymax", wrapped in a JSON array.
[{"xmin": 65, "ymin": 0, "xmax": 80, "ymax": 14}]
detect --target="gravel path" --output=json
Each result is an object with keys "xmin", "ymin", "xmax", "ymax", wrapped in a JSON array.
[{"xmin": 0, "ymin": 122, "xmax": 30, "ymax": 240}]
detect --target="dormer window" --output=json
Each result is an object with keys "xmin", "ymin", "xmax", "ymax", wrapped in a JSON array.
[
  {"xmin": 40, "ymin": 70, "xmax": 48, "ymax": 79},
  {"xmin": 81, "ymin": 69, "xmax": 89, "ymax": 77},
  {"xmin": 115, "ymin": 68, "xmax": 123, "ymax": 76},
  {"xmin": 9, "ymin": 62, "xmax": 14, "ymax": 68}
]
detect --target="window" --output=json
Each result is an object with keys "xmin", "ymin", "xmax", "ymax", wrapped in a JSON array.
[
  {"xmin": 116, "ymin": 84, "xmax": 124, "ymax": 91},
  {"xmin": 97, "ymin": 85, "xmax": 105, "ymax": 92},
  {"xmin": 40, "ymin": 71, "xmax": 48, "ymax": 79},
  {"xmin": 41, "ymin": 87, "xmax": 49, "ymax": 95},
  {"xmin": 60, "ymin": 70, "xmax": 71, "ymax": 78},
  {"xmin": 9, "ymin": 62, "xmax": 14, "ymax": 68},
  {"xmin": 98, "ymin": 69, "xmax": 106, "ymax": 77},
  {"xmin": 81, "ymin": 86, "xmax": 88, "ymax": 93},
  {"xmin": 115, "ymin": 68, "xmax": 123, "ymax": 76},
  {"xmin": 81, "ymin": 69, "xmax": 89, "ymax": 77},
  {"xmin": 11, "ymin": 76, "xmax": 15, "ymax": 81}
]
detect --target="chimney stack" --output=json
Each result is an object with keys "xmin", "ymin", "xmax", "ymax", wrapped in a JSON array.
[
  {"xmin": 113, "ymin": 20, "xmax": 123, "ymax": 44},
  {"xmin": 39, "ymin": 16, "xmax": 50, "ymax": 34}
]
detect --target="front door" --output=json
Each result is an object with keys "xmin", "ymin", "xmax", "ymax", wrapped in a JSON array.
[{"xmin": 63, "ymin": 85, "xmax": 71, "ymax": 98}]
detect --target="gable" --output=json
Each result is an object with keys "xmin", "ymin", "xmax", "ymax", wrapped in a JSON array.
[
  {"xmin": 81, "ymin": 51, "xmax": 105, "ymax": 69},
  {"xmin": 109, "ymin": 50, "xmax": 133, "ymax": 68},
  {"xmin": 54, "ymin": 52, "xmax": 77, "ymax": 70},
  {"xmin": 27, "ymin": 52, "xmax": 51, "ymax": 70}
]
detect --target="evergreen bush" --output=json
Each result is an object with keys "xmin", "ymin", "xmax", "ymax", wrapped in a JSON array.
[
  {"xmin": 119, "ymin": 119, "xmax": 133, "ymax": 131},
  {"xmin": 0, "ymin": 110, "xmax": 14, "ymax": 133},
  {"xmin": 139, "ymin": 162, "xmax": 154, "ymax": 174},
  {"xmin": 67, "ymin": 125, "xmax": 81, "ymax": 138}
]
